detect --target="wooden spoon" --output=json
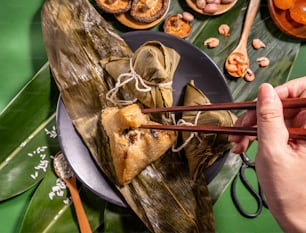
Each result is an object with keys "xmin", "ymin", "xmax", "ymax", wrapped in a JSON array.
[
  {"xmin": 225, "ymin": 0, "xmax": 260, "ymax": 78},
  {"xmin": 53, "ymin": 152, "xmax": 92, "ymax": 233}
]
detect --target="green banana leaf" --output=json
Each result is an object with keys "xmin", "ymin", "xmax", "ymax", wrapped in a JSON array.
[
  {"xmin": 103, "ymin": 203, "xmax": 149, "ymax": 233},
  {"xmin": 0, "ymin": 0, "xmax": 302, "ymax": 232},
  {"xmin": 0, "ymin": 63, "xmax": 60, "ymax": 201},
  {"xmin": 187, "ymin": 0, "xmax": 300, "ymax": 101},
  {"xmin": 19, "ymin": 170, "xmax": 107, "ymax": 233}
]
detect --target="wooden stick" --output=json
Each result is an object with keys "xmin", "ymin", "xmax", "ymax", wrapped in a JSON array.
[
  {"xmin": 140, "ymin": 124, "xmax": 306, "ymax": 140},
  {"xmin": 141, "ymin": 97, "xmax": 306, "ymax": 113}
]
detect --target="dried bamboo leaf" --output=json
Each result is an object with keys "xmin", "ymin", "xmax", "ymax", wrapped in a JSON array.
[
  {"xmin": 42, "ymin": 0, "xmax": 133, "ymax": 184},
  {"xmin": 41, "ymin": 0, "xmax": 216, "ymax": 232},
  {"xmin": 181, "ymin": 81, "xmax": 236, "ymax": 180},
  {"xmin": 101, "ymin": 41, "xmax": 180, "ymax": 108}
]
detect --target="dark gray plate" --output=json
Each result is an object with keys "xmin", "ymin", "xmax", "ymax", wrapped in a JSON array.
[{"xmin": 56, "ymin": 31, "xmax": 232, "ymax": 207}]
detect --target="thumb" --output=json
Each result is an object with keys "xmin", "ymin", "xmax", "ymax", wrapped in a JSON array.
[{"xmin": 257, "ymin": 83, "xmax": 288, "ymax": 147}]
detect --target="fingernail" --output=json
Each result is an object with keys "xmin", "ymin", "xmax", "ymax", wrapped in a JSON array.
[{"xmin": 259, "ymin": 83, "xmax": 277, "ymax": 103}]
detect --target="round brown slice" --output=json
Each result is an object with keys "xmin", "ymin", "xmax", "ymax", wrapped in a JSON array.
[
  {"xmin": 130, "ymin": 0, "xmax": 170, "ymax": 23},
  {"xmin": 96, "ymin": 0, "xmax": 132, "ymax": 14}
]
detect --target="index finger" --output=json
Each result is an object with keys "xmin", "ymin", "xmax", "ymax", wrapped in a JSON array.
[{"xmin": 275, "ymin": 76, "xmax": 306, "ymax": 99}]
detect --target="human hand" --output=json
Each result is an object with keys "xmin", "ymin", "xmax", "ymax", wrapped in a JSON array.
[{"xmin": 229, "ymin": 77, "xmax": 306, "ymax": 232}]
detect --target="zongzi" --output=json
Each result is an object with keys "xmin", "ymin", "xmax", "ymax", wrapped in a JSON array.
[
  {"xmin": 180, "ymin": 81, "xmax": 237, "ymax": 180},
  {"xmin": 101, "ymin": 104, "xmax": 177, "ymax": 186},
  {"xmin": 101, "ymin": 41, "xmax": 180, "ymax": 108}
]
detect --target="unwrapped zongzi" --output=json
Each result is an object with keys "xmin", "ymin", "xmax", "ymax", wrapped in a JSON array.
[{"xmin": 101, "ymin": 104, "xmax": 177, "ymax": 186}]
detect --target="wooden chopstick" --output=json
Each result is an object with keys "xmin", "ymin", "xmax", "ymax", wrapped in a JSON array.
[
  {"xmin": 140, "ymin": 97, "xmax": 306, "ymax": 139},
  {"xmin": 141, "ymin": 97, "xmax": 306, "ymax": 113},
  {"xmin": 140, "ymin": 124, "xmax": 306, "ymax": 140}
]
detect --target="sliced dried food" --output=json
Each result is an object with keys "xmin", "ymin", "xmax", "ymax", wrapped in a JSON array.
[
  {"xmin": 130, "ymin": 0, "xmax": 170, "ymax": 23},
  {"xmin": 96, "ymin": 0, "xmax": 132, "ymax": 14},
  {"xmin": 289, "ymin": 0, "xmax": 306, "ymax": 25},
  {"xmin": 268, "ymin": 0, "xmax": 306, "ymax": 39},
  {"xmin": 163, "ymin": 14, "xmax": 192, "ymax": 38},
  {"xmin": 273, "ymin": 0, "xmax": 295, "ymax": 10}
]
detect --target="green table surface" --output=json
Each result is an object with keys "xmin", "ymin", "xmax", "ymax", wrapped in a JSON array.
[{"xmin": 0, "ymin": 0, "xmax": 305, "ymax": 232}]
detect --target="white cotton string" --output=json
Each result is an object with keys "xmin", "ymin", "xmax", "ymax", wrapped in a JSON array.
[
  {"xmin": 105, "ymin": 58, "xmax": 152, "ymax": 105},
  {"xmin": 172, "ymin": 111, "xmax": 202, "ymax": 152},
  {"xmin": 144, "ymin": 80, "xmax": 173, "ymax": 88},
  {"xmin": 106, "ymin": 75, "xmax": 137, "ymax": 105}
]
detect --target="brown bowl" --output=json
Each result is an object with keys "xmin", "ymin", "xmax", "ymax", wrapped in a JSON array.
[
  {"xmin": 186, "ymin": 0, "xmax": 238, "ymax": 15},
  {"xmin": 163, "ymin": 14, "xmax": 192, "ymax": 38},
  {"xmin": 115, "ymin": 1, "xmax": 170, "ymax": 29}
]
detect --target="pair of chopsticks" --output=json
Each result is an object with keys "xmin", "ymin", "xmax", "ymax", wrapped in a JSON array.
[{"xmin": 140, "ymin": 98, "xmax": 306, "ymax": 140}]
